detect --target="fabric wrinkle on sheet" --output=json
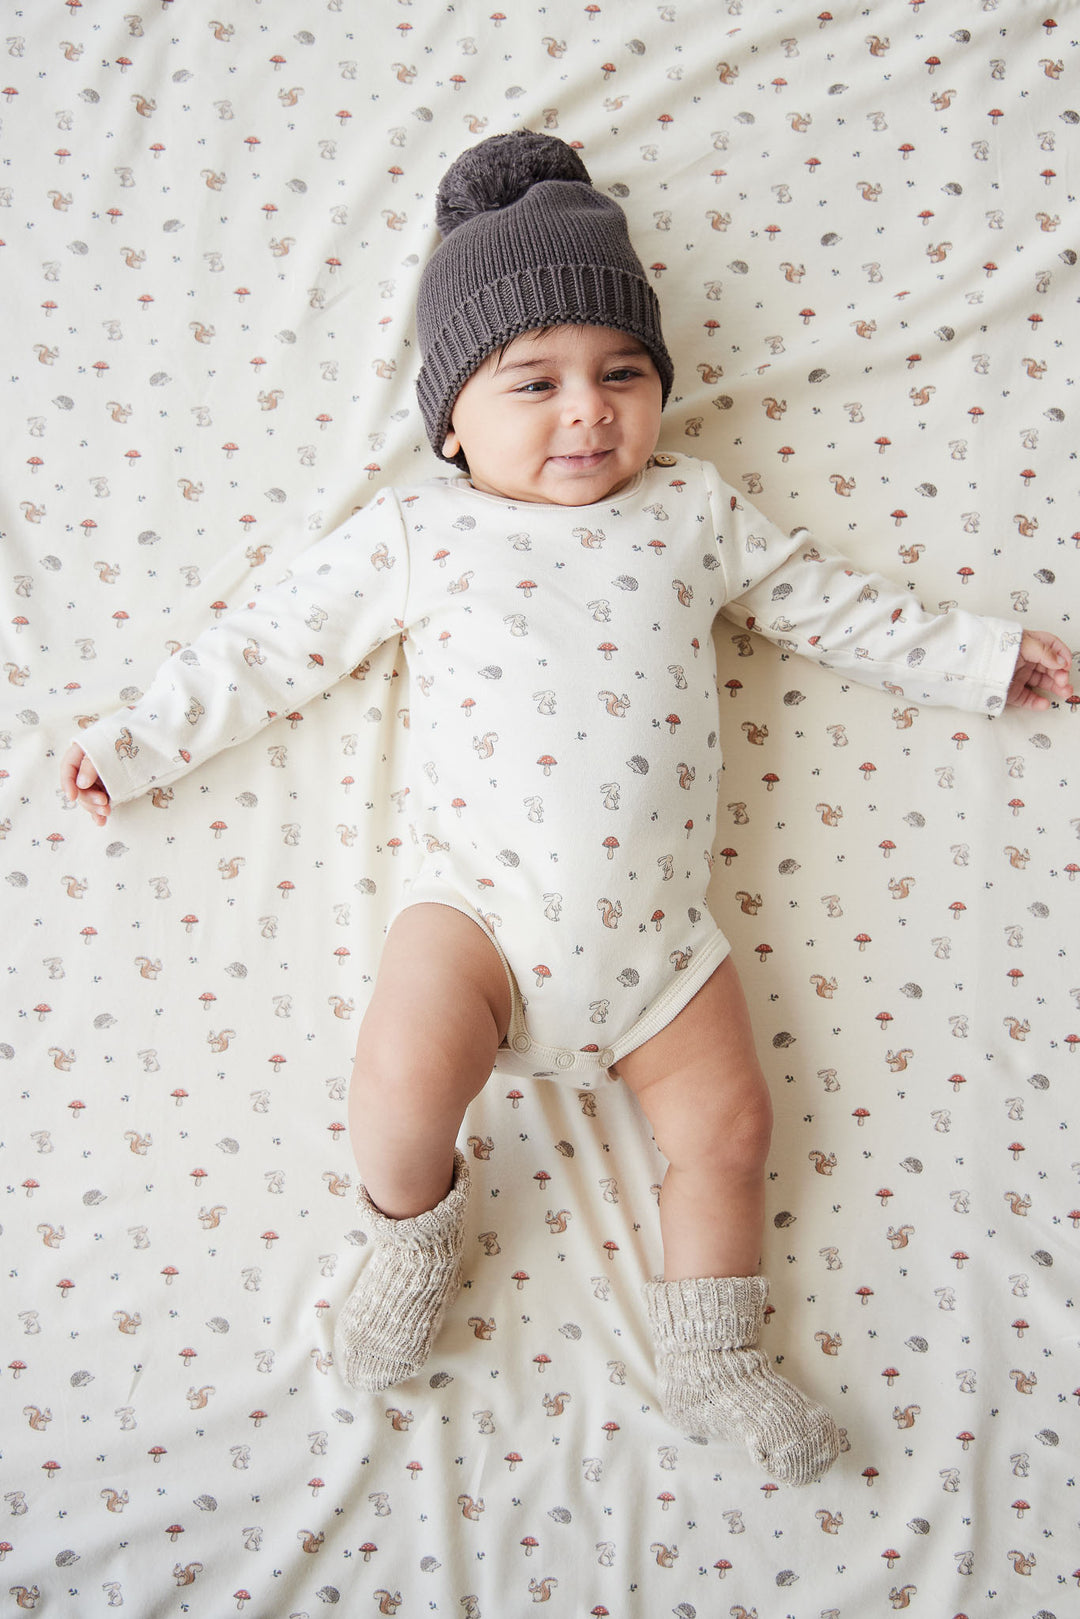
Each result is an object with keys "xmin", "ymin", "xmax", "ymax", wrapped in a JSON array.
[{"xmin": 79, "ymin": 454, "xmax": 1021, "ymax": 1086}]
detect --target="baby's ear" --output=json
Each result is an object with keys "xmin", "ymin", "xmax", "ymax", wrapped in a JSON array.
[{"xmin": 442, "ymin": 428, "xmax": 461, "ymax": 460}]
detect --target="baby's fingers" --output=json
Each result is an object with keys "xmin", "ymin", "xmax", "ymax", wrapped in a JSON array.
[
  {"xmin": 81, "ymin": 790, "xmax": 111, "ymax": 826},
  {"xmin": 1020, "ymin": 629, "xmax": 1072, "ymax": 674},
  {"xmin": 60, "ymin": 743, "xmax": 111, "ymax": 822},
  {"xmin": 60, "ymin": 741, "xmax": 83, "ymax": 799}
]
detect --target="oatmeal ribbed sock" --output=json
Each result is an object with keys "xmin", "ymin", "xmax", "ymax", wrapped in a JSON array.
[
  {"xmin": 643, "ymin": 1274, "xmax": 840, "ymax": 1486},
  {"xmin": 333, "ymin": 1150, "xmax": 469, "ymax": 1392}
]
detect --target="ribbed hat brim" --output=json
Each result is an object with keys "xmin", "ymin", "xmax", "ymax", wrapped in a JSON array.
[{"xmin": 417, "ymin": 264, "xmax": 673, "ymax": 458}]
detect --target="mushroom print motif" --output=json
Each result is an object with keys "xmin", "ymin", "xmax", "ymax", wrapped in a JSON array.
[{"xmin": 5, "ymin": 3, "xmax": 1079, "ymax": 1617}]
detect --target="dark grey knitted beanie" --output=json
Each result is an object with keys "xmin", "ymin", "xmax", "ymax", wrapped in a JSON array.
[{"xmin": 416, "ymin": 129, "xmax": 673, "ymax": 465}]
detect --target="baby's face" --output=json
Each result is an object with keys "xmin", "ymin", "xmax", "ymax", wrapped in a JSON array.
[{"xmin": 442, "ymin": 324, "xmax": 663, "ymax": 506}]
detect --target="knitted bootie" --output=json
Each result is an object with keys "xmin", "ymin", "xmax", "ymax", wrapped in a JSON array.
[
  {"xmin": 644, "ymin": 1274, "xmax": 840, "ymax": 1486},
  {"xmin": 333, "ymin": 1150, "xmax": 470, "ymax": 1392}
]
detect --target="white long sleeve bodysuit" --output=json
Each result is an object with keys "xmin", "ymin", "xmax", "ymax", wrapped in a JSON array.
[{"xmin": 82, "ymin": 454, "xmax": 1020, "ymax": 1085}]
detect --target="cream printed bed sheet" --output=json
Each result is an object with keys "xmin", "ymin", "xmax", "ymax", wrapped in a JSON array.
[{"xmin": 3, "ymin": 3, "xmax": 1077, "ymax": 1616}]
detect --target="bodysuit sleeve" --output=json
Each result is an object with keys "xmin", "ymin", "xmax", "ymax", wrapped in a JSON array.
[
  {"xmin": 702, "ymin": 460, "xmax": 1020, "ymax": 716},
  {"xmin": 78, "ymin": 490, "xmax": 411, "ymax": 803}
]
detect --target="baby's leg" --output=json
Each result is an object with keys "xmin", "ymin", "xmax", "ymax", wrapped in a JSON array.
[
  {"xmin": 614, "ymin": 956, "xmax": 839, "ymax": 1484},
  {"xmin": 335, "ymin": 903, "xmax": 511, "ymax": 1392},
  {"xmin": 348, "ymin": 902, "xmax": 510, "ymax": 1216},
  {"xmin": 613, "ymin": 953, "xmax": 772, "ymax": 1280}
]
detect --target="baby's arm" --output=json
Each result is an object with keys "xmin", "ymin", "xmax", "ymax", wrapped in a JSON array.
[
  {"xmin": 702, "ymin": 460, "xmax": 1076, "ymax": 718},
  {"xmin": 60, "ymin": 742, "xmax": 111, "ymax": 826},
  {"xmin": 1006, "ymin": 630, "xmax": 1074, "ymax": 710},
  {"xmin": 70, "ymin": 492, "xmax": 410, "ymax": 808}
]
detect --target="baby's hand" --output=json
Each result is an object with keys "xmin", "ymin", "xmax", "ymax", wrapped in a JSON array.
[
  {"xmin": 1006, "ymin": 630, "xmax": 1075, "ymax": 711},
  {"xmin": 60, "ymin": 742, "xmax": 112, "ymax": 826}
]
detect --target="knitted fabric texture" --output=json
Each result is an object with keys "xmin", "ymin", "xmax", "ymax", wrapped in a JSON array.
[
  {"xmin": 333, "ymin": 1150, "xmax": 470, "ymax": 1392},
  {"xmin": 644, "ymin": 1275, "xmax": 841, "ymax": 1486},
  {"xmin": 416, "ymin": 128, "xmax": 674, "ymax": 463}
]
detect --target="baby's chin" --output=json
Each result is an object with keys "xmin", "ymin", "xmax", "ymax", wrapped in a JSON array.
[{"xmin": 469, "ymin": 460, "xmax": 644, "ymax": 506}]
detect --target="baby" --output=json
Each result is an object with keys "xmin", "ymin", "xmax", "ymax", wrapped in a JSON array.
[{"xmin": 62, "ymin": 131, "xmax": 1074, "ymax": 1487}]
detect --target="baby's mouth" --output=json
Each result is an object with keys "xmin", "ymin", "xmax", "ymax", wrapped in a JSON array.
[{"xmin": 548, "ymin": 449, "xmax": 612, "ymax": 469}]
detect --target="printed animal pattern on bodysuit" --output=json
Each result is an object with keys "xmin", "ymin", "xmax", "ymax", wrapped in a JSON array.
[{"xmin": 82, "ymin": 455, "xmax": 1020, "ymax": 1070}]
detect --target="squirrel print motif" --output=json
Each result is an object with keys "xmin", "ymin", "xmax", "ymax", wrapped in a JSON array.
[{"xmin": 89, "ymin": 458, "xmax": 1017, "ymax": 1079}]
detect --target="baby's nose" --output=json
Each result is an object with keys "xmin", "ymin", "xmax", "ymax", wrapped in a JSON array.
[{"xmin": 562, "ymin": 383, "xmax": 612, "ymax": 424}]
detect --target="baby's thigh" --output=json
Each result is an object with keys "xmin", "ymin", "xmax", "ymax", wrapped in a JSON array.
[
  {"xmin": 357, "ymin": 902, "xmax": 512, "ymax": 1082},
  {"xmin": 616, "ymin": 957, "xmax": 762, "ymax": 1084},
  {"xmin": 612, "ymin": 957, "xmax": 772, "ymax": 1156}
]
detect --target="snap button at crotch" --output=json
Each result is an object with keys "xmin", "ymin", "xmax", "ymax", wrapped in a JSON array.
[
  {"xmin": 555, "ymin": 1051, "xmax": 575, "ymax": 1070},
  {"xmin": 597, "ymin": 1048, "xmax": 614, "ymax": 1067},
  {"xmin": 511, "ymin": 1033, "xmax": 531, "ymax": 1053}
]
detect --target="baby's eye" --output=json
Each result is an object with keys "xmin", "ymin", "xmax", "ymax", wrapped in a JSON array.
[
  {"xmin": 515, "ymin": 379, "xmax": 554, "ymax": 395},
  {"xmin": 605, "ymin": 367, "xmax": 642, "ymax": 382}
]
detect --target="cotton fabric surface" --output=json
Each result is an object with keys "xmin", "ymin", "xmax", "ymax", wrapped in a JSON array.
[{"xmin": 3, "ymin": 3, "xmax": 1077, "ymax": 1614}]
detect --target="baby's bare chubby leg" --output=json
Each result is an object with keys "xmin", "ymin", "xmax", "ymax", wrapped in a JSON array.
[
  {"xmin": 615, "ymin": 957, "xmax": 839, "ymax": 1485},
  {"xmin": 335, "ymin": 904, "xmax": 510, "ymax": 1392},
  {"xmin": 348, "ymin": 902, "xmax": 511, "ymax": 1217},
  {"xmin": 613, "ymin": 953, "xmax": 772, "ymax": 1280}
]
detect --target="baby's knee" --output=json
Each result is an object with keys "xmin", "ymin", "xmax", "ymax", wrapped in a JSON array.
[
  {"xmin": 351, "ymin": 1017, "xmax": 491, "ymax": 1116},
  {"xmin": 650, "ymin": 1081, "xmax": 771, "ymax": 1179},
  {"xmin": 351, "ymin": 1031, "xmax": 423, "ymax": 1098},
  {"xmin": 733, "ymin": 1093, "xmax": 774, "ymax": 1171},
  {"xmin": 695, "ymin": 1078, "xmax": 773, "ymax": 1174}
]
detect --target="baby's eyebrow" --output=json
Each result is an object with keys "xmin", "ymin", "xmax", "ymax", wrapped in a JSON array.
[{"xmin": 495, "ymin": 345, "xmax": 649, "ymax": 375}]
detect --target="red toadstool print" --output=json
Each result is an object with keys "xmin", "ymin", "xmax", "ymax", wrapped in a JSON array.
[{"xmin": 16, "ymin": 18, "xmax": 1080, "ymax": 1586}]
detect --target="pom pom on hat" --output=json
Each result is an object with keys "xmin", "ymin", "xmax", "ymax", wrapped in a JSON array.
[
  {"xmin": 416, "ymin": 129, "xmax": 674, "ymax": 463},
  {"xmin": 435, "ymin": 129, "xmax": 592, "ymax": 235}
]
